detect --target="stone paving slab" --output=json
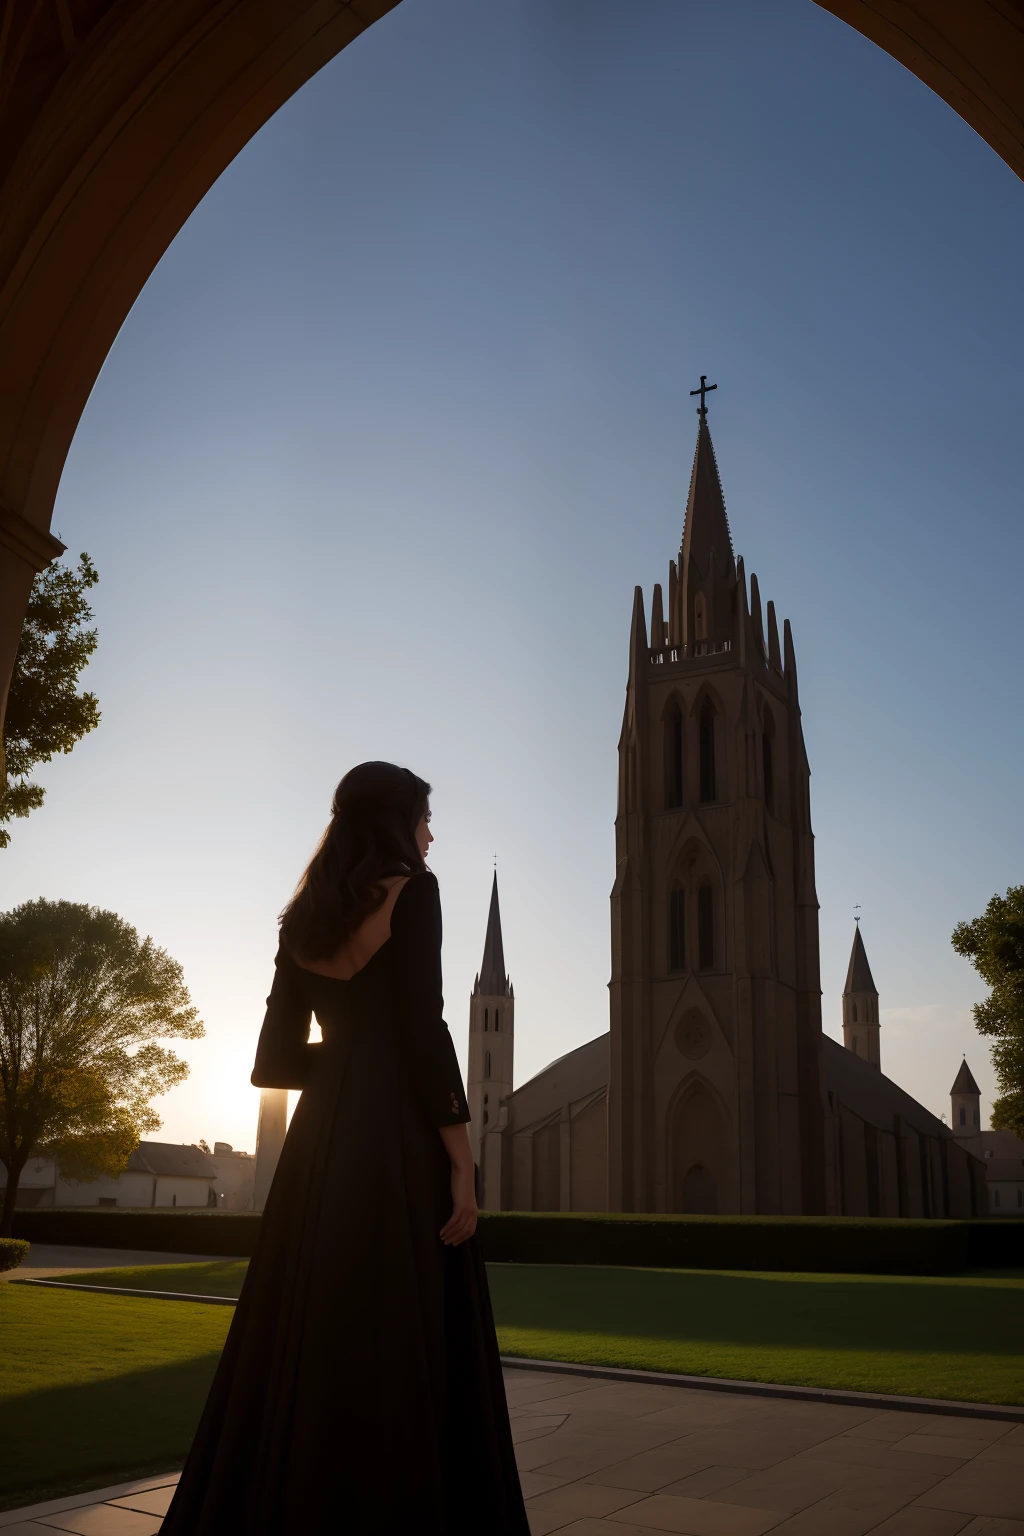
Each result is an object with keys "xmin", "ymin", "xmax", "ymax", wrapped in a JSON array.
[{"xmin": 2, "ymin": 1369, "xmax": 1022, "ymax": 1534}]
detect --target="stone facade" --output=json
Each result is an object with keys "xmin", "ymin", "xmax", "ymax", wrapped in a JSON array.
[
  {"xmin": 950, "ymin": 1059, "xmax": 1024, "ymax": 1215},
  {"xmin": 474, "ymin": 413, "xmax": 986, "ymax": 1221}
]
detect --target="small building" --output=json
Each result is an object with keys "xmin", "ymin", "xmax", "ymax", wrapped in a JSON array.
[
  {"xmin": 950, "ymin": 1060, "xmax": 1024, "ymax": 1215},
  {"xmin": 2, "ymin": 1139, "xmax": 252, "ymax": 1209}
]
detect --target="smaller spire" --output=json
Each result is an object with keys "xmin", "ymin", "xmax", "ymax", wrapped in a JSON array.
[
  {"xmin": 950, "ymin": 1058, "xmax": 981, "ymax": 1097},
  {"xmin": 478, "ymin": 871, "xmax": 509, "ymax": 997},
  {"xmin": 844, "ymin": 925, "xmax": 877, "ymax": 995}
]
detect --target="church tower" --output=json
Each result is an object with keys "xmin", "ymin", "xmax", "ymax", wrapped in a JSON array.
[
  {"xmin": 842, "ymin": 924, "xmax": 880, "ymax": 1068},
  {"xmin": 950, "ymin": 1058, "xmax": 982, "ymax": 1136},
  {"xmin": 608, "ymin": 387, "xmax": 826, "ymax": 1215},
  {"xmin": 467, "ymin": 872, "xmax": 514, "ymax": 1188}
]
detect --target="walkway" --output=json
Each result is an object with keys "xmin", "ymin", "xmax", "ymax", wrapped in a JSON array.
[{"xmin": 2, "ymin": 1366, "xmax": 1021, "ymax": 1535}]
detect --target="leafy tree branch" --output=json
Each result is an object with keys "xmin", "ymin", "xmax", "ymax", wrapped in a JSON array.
[
  {"xmin": 952, "ymin": 885, "xmax": 1024, "ymax": 1138},
  {"xmin": 1, "ymin": 553, "xmax": 100, "ymax": 848}
]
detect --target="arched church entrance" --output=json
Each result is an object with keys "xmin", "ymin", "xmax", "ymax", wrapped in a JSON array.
[
  {"xmin": 681, "ymin": 1162, "xmax": 717, "ymax": 1214},
  {"xmin": 668, "ymin": 1077, "xmax": 728, "ymax": 1214}
]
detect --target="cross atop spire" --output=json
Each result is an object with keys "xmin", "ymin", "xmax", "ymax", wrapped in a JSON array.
[{"xmin": 690, "ymin": 374, "xmax": 717, "ymax": 420}]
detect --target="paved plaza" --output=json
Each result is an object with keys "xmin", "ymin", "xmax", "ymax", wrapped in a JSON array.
[{"xmin": 2, "ymin": 1365, "xmax": 1022, "ymax": 1535}]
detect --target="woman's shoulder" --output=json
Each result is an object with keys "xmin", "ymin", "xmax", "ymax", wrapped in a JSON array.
[{"xmin": 391, "ymin": 869, "xmax": 440, "ymax": 924}]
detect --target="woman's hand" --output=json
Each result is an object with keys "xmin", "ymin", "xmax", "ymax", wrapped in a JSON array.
[
  {"xmin": 440, "ymin": 1160, "xmax": 478, "ymax": 1246},
  {"xmin": 438, "ymin": 1122, "xmax": 477, "ymax": 1245}
]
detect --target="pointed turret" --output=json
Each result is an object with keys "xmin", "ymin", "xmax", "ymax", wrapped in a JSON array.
[
  {"xmin": 842, "ymin": 925, "xmax": 880, "ymax": 1069},
  {"xmin": 680, "ymin": 416, "xmax": 735, "ymax": 650},
  {"xmin": 950, "ymin": 1057, "xmax": 982, "ymax": 1137},
  {"xmin": 844, "ymin": 926, "xmax": 877, "ymax": 994},
  {"xmin": 467, "ymin": 870, "xmax": 515, "ymax": 1200},
  {"xmin": 477, "ymin": 871, "xmax": 509, "ymax": 997}
]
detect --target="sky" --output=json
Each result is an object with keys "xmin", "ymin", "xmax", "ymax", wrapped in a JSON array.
[{"xmin": 5, "ymin": 0, "xmax": 1023, "ymax": 1154}]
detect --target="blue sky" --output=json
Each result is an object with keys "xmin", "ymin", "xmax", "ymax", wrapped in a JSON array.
[{"xmin": 6, "ymin": 0, "xmax": 1022, "ymax": 1152}]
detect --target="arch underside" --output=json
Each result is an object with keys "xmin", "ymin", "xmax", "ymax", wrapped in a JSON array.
[{"xmin": 0, "ymin": 0, "xmax": 1020, "ymax": 732}]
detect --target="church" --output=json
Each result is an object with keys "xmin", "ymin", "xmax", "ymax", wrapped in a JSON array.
[{"xmin": 467, "ymin": 399, "xmax": 987, "ymax": 1221}]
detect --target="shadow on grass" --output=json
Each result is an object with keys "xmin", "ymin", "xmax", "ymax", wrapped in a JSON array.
[
  {"xmin": 0, "ymin": 1352, "xmax": 220, "ymax": 1511},
  {"xmin": 487, "ymin": 1265, "xmax": 1024, "ymax": 1356}
]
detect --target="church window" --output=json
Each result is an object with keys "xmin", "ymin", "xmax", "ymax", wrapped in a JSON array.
[
  {"xmin": 495, "ymin": 1009, "xmax": 500, "ymax": 1031},
  {"xmin": 694, "ymin": 595, "xmax": 707, "ymax": 641},
  {"xmin": 664, "ymin": 704, "xmax": 683, "ymax": 809},
  {"xmin": 699, "ymin": 702, "xmax": 716, "ymax": 802},
  {"xmin": 698, "ymin": 882, "xmax": 714, "ymax": 970},
  {"xmin": 669, "ymin": 888, "xmax": 685, "ymax": 971},
  {"xmin": 484, "ymin": 1008, "xmax": 488, "ymax": 1031},
  {"xmin": 484, "ymin": 1093, "xmax": 488, "ymax": 1104},
  {"xmin": 485, "ymin": 1051, "xmax": 491, "ymax": 1077},
  {"xmin": 851, "ymin": 1038, "xmax": 858, "ymax": 1055},
  {"xmin": 852, "ymin": 1003, "xmax": 858, "ymax": 1022},
  {"xmin": 762, "ymin": 710, "xmax": 775, "ymax": 812},
  {"xmin": 959, "ymin": 1106, "xmax": 966, "ymax": 1126}
]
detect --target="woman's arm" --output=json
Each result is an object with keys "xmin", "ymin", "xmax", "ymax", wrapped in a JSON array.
[
  {"xmin": 438, "ymin": 1122, "xmax": 477, "ymax": 1245},
  {"xmin": 251, "ymin": 947, "xmax": 315, "ymax": 1090},
  {"xmin": 391, "ymin": 874, "xmax": 477, "ymax": 1244}
]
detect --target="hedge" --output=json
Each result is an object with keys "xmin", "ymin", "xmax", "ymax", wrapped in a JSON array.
[
  {"xmin": 11, "ymin": 1207, "xmax": 1024, "ymax": 1273},
  {"xmin": 0, "ymin": 1237, "xmax": 30, "ymax": 1272}
]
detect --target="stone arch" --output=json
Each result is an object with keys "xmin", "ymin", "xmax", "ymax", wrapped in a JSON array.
[
  {"xmin": 660, "ymin": 690, "xmax": 686, "ymax": 809},
  {"xmin": 761, "ymin": 702, "xmax": 776, "ymax": 813},
  {"xmin": 665, "ymin": 832, "xmax": 723, "ymax": 977},
  {"xmin": 689, "ymin": 682, "xmax": 728, "ymax": 804},
  {"xmin": 666, "ymin": 1072, "xmax": 731, "ymax": 1215},
  {"xmin": 2, "ymin": 2, "xmax": 1020, "ymax": 730}
]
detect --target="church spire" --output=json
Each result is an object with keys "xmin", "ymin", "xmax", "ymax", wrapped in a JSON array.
[
  {"xmin": 477, "ymin": 871, "xmax": 509, "ymax": 997},
  {"xmin": 681, "ymin": 414, "xmax": 734, "ymax": 585},
  {"xmin": 842, "ymin": 924, "xmax": 880, "ymax": 1070}
]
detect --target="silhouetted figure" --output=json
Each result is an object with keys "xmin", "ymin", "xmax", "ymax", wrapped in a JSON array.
[{"xmin": 161, "ymin": 762, "xmax": 529, "ymax": 1534}]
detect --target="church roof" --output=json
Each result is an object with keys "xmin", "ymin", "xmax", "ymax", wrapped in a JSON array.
[
  {"xmin": 128, "ymin": 1141, "xmax": 217, "ymax": 1179},
  {"xmin": 680, "ymin": 415, "xmax": 733, "ymax": 581},
  {"xmin": 844, "ymin": 925, "xmax": 877, "ymax": 995},
  {"xmin": 823, "ymin": 1035, "xmax": 947, "ymax": 1139},
  {"xmin": 477, "ymin": 871, "xmax": 509, "ymax": 997},
  {"xmin": 950, "ymin": 1058, "xmax": 981, "ymax": 1097}
]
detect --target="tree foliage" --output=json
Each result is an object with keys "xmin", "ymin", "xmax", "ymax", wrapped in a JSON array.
[
  {"xmin": 1, "ymin": 553, "xmax": 100, "ymax": 848},
  {"xmin": 0, "ymin": 899, "xmax": 204, "ymax": 1234},
  {"xmin": 952, "ymin": 885, "xmax": 1024, "ymax": 1137}
]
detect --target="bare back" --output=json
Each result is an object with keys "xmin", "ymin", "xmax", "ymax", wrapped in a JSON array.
[{"xmin": 299, "ymin": 874, "xmax": 411, "ymax": 981}]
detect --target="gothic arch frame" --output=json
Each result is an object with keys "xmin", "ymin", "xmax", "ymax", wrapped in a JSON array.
[
  {"xmin": 663, "ymin": 1067, "xmax": 733, "ymax": 1215},
  {"xmin": 2, "ymin": 1, "xmax": 1021, "ymax": 733},
  {"xmin": 662, "ymin": 828, "xmax": 724, "ymax": 978},
  {"xmin": 659, "ymin": 688, "xmax": 687, "ymax": 811},
  {"xmin": 688, "ymin": 680, "xmax": 729, "ymax": 805}
]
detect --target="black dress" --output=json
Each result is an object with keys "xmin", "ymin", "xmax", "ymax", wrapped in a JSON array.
[{"xmin": 160, "ymin": 872, "xmax": 529, "ymax": 1534}]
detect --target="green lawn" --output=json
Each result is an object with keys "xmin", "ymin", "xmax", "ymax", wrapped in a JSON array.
[
  {"xmin": 487, "ymin": 1263, "xmax": 1024, "ymax": 1406},
  {"xmin": 2, "ymin": 1260, "xmax": 1021, "ymax": 1510},
  {"xmin": 0, "ymin": 1284, "xmax": 231, "ymax": 1510}
]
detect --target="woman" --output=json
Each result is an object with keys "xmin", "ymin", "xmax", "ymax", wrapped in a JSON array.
[{"xmin": 161, "ymin": 762, "xmax": 530, "ymax": 1534}]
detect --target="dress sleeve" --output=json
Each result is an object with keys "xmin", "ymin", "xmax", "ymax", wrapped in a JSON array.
[
  {"xmin": 250, "ymin": 945, "xmax": 315, "ymax": 1090},
  {"xmin": 390, "ymin": 873, "xmax": 471, "ymax": 1128}
]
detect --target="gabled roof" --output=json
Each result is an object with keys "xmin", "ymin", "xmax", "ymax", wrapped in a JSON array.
[
  {"xmin": 128, "ymin": 1141, "xmax": 218, "ymax": 1180},
  {"xmin": 477, "ymin": 871, "xmax": 509, "ymax": 997},
  {"xmin": 680, "ymin": 416, "xmax": 733, "ymax": 582},
  {"xmin": 844, "ymin": 925, "xmax": 877, "ymax": 995},
  {"xmin": 823, "ymin": 1036, "xmax": 947, "ymax": 1139},
  {"xmin": 950, "ymin": 1058, "xmax": 981, "ymax": 1097}
]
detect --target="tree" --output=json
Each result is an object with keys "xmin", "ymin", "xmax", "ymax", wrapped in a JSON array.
[
  {"xmin": 952, "ymin": 885, "xmax": 1024, "ymax": 1138},
  {"xmin": 0, "ymin": 899, "xmax": 204, "ymax": 1235},
  {"xmin": 1, "ymin": 553, "xmax": 100, "ymax": 848}
]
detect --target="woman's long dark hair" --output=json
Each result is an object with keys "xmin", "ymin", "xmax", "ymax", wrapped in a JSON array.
[{"xmin": 279, "ymin": 761, "xmax": 431, "ymax": 963}]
